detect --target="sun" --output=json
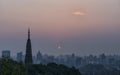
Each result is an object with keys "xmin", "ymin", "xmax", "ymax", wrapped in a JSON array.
[
  {"xmin": 57, "ymin": 43, "xmax": 62, "ymax": 49},
  {"xmin": 57, "ymin": 45, "xmax": 61, "ymax": 49}
]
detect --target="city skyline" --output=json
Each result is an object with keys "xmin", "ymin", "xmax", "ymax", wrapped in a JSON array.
[{"xmin": 0, "ymin": 0, "xmax": 120, "ymax": 56}]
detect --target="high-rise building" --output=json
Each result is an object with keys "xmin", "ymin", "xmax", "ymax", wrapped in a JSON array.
[
  {"xmin": 36, "ymin": 51, "xmax": 42, "ymax": 63},
  {"xmin": 25, "ymin": 28, "xmax": 33, "ymax": 65},
  {"xmin": 17, "ymin": 52, "xmax": 23, "ymax": 62},
  {"xmin": 2, "ymin": 50, "xmax": 10, "ymax": 58}
]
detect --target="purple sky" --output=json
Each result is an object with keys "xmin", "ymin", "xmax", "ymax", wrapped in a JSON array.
[{"xmin": 0, "ymin": 0, "xmax": 120, "ymax": 56}]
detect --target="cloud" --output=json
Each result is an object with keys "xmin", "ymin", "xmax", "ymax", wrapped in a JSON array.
[{"xmin": 72, "ymin": 11, "xmax": 86, "ymax": 16}]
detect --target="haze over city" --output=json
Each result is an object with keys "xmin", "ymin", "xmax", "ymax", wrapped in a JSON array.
[{"xmin": 0, "ymin": 0, "xmax": 120, "ymax": 56}]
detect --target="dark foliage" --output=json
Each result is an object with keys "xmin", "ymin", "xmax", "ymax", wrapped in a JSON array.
[
  {"xmin": 0, "ymin": 59, "xmax": 81, "ymax": 75},
  {"xmin": 0, "ymin": 58, "xmax": 27, "ymax": 75},
  {"xmin": 80, "ymin": 64, "xmax": 120, "ymax": 75},
  {"xmin": 27, "ymin": 63, "xmax": 82, "ymax": 75}
]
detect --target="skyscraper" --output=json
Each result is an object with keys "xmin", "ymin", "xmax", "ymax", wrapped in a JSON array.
[{"xmin": 25, "ymin": 28, "xmax": 33, "ymax": 65}]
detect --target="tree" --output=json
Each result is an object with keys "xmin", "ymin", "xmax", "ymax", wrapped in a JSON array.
[
  {"xmin": 0, "ymin": 58, "xmax": 27, "ymax": 75},
  {"xmin": 27, "ymin": 63, "xmax": 82, "ymax": 75}
]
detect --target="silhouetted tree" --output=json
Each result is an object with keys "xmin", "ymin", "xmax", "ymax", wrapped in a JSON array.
[
  {"xmin": 27, "ymin": 63, "xmax": 82, "ymax": 75},
  {"xmin": 0, "ymin": 58, "xmax": 27, "ymax": 75}
]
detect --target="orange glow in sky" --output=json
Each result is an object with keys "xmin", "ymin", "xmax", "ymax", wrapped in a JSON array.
[{"xmin": 72, "ymin": 11, "xmax": 86, "ymax": 16}]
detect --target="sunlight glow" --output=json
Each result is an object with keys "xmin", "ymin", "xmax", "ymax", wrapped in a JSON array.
[{"xmin": 72, "ymin": 11, "xmax": 86, "ymax": 16}]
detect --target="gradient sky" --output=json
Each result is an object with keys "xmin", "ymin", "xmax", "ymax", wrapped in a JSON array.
[{"xmin": 0, "ymin": 0, "xmax": 120, "ymax": 56}]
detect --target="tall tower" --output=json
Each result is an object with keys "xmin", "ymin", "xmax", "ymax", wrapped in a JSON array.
[{"xmin": 25, "ymin": 28, "xmax": 33, "ymax": 65}]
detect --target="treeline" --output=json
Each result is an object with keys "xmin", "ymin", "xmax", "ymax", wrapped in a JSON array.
[
  {"xmin": 27, "ymin": 63, "xmax": 81, "ymax": 75},
  {"xmin": 80, "ymin": 64, "xmax": 120, "ymax": 75},
  {"xmin": 0, "ymin": 58, "xmax": 81, "ymax": 75},
  {"xmin": 0, "ymin": 58, "xmax": 27, "ymax": 75}
]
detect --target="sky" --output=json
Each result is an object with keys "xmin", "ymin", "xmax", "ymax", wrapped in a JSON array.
[{"xmin": 0, "ymin": 0, "xmax": 120, "ymax": 56}]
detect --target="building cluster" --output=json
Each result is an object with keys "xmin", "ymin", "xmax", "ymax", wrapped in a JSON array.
[
  {"xmin": 1, "ymin": 50, "xmax": 120, "ymax": 70},
  {"xmin": 32, "ymin": 53, "xmax": 120, "ymax": 69}
]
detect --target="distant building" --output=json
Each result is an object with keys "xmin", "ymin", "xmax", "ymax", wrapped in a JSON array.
[
  {"xmin": 17, "ymin": 52, "xmax": 23, "ymax": 62},
  {"xmin": 99, "ymin": 53, "xmax": 106, "ymax": 64},
  {"xmin": 36, "ymin": 51, "xmax": 42, "ymax": 63},
  {"xmin": 2, "ymin": 50, "xmax": 10, "ymax": 58}
]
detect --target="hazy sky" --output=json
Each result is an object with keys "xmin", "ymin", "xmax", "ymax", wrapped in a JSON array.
[{"xmin": 0, "ymin": 0, "xmax": 120, "ymax": 56}]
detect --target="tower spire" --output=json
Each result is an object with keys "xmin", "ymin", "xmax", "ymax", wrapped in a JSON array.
[
  {"xmin": 28, "ymin": 28, "xmax": 30, "ymax": 39},
  {"xmin": 25, "ymin": 28, "xmax": 33, "ymax": 65}
]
